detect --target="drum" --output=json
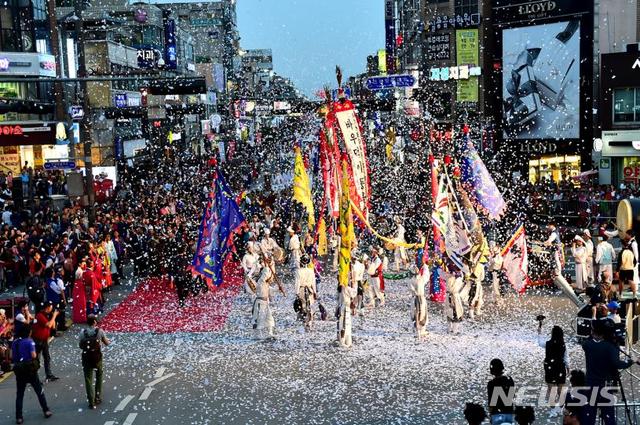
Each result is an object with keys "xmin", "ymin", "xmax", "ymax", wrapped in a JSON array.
[
  {"xmin": 273, "ymin": 246, "xmax": 285, "ymax": 264},
  {"xmin": 616, "ymin": 199, "xmax": 640, "ymax": 239}
]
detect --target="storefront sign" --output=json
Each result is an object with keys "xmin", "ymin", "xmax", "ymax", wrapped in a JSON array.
[
  {"xmin": 0, "ymin": 122, "xmax": 56, "ymax": 146},
  {"xmin": 68, "ymin": 105, "xmax": 84, "ymax": 120},
  {"xmin": 126, "ymin": 95, "xmax": 141, "ymax": 107},
  {"xmin": 517, "ymin": 1, "xmax": 557, "ymax": 15},
  {"xmin": 456, "ymin": 29, "xmax": 479, "ymax": 102},
  {"xmin": 0, "ymin": 53, "xmax": 56, "ymax": 76},
  {"xmin": 366, "ymin": 74, "xmax": 416, "ymax": 90},
  {"xmin": 164, "ymin": 19, "xmax": 178, "ymax": 70},
  {"xmin": 427, "ymin": 13, "xmax": 481, "ymax": 32},
  {"xmin": 519, "ymin": 140, "xmax": 558, "ymax": 154},
  {"xmin": 137, "ymin": 49, "xmax": 156, "ymax": 69},
  {"xmin": 600, "ymin": 158, "xmax": 610, "ymax": 169},
  {"xmin": 493, "ymin": 0, "xmax": 590, "ymax": 23},
  {"xmin": 114, "ymin": 94, "xmax": 127, "ymax": 108},
  {"xmin": 426, "ymin": 34, "xmax": 450, "ymax": 61},
  {"xmin": 429, "ymin": 65, "xmax": 481, "ymax": 81},
  {"xmin": 602, "ymin": 130, "xmax": 640, "ymax": 156},
  {"xmin": 44, "ymin": 161, "xmax": 76, "ymax": 170},
  {"xmin": 0, "ymin": 152, "xmax": 20, "ymax": 175}
]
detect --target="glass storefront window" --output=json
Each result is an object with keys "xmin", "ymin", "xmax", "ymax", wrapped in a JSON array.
[
  {"xmin": 614, "ymin": 87, "xmax": 639, "ymax": 123},
  {"xmin": 622, "ymin": 157, "xmax": 640, "ymax": 185},
  {"xmin": 0, "ymin": 82, "xmax": 22, "ymax": 98},
  {"xmin": 528, "ymin": 155, "xmax": 581, "ymax": 184}
]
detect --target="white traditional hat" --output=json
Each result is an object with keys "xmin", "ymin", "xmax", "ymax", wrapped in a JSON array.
[{"xmin": 574, "ymin": 235, "xmax": 585, "ymax": 244}]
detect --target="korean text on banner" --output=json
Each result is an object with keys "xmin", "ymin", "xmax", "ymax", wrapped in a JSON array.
[{"xmin": 335, "ymin": 106, "xmax": 369, "ymax": 216}]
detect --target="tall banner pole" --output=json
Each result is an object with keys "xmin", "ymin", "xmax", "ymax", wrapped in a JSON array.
[{"xmin": 430, "ymin": 153, "xmax": 446, "ymax": 303}]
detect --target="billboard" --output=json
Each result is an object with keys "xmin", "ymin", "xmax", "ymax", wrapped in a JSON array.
[
  {"xmin": 456, "ymin": 29, "xmax": 479, "ymax": 102},
  {"xmin": 501, "ymin": 20, "xmax": 580, "ymax": 139}
]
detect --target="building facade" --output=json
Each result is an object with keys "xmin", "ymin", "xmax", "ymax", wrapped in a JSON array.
[
  {"xmin": 599, "ymin": 48, "xmax": 640, "ymax": 186},
  {"xmin": 0, "ymin": 0, "xmax": 60, "ymax": 176}
]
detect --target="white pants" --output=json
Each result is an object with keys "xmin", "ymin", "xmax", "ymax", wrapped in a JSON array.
[
  {"xmin": 394, "ymin": 247, "xmax": 407, "ymax": 271},
  {"xmin": 365, "ymin": 277, "xmax": 384, "ymax": 306},
  {"xmin": 337, "ymin": 303, "xmax": 352, "ymax": 347},
  {"xmin": 491, "ymin": 270, "xmax": 502, "ymax": 304}
]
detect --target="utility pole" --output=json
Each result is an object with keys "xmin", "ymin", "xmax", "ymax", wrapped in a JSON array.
[
  {"xmin": 47, "ymin": 0, "xmax": 65, "ymax": 121},
  {"xmin": 74, "ymin": 0, "xmax": 95, "ymax": 224}
]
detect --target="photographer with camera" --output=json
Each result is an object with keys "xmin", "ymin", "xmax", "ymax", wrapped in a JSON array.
[
  {"xmin": 31, "ymin": 301, "xmax": 60, "ymax": 382},
  {"xmin": 581, "ymin": 319, "xmax": 638, "ymax": 425},
  {"xmin": 536, "ymin": 316, "xmax": 568, "ymax": 417}
]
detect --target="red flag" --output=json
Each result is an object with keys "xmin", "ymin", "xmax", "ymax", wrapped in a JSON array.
[{"xmin": 500, "ymin": 225, "xmax": 530, "ymax": 294}]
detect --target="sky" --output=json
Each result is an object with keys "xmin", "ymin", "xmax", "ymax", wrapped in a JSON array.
[{"xmin": 236, "ymin": 0, "xmax": 385, "ymax": 98}]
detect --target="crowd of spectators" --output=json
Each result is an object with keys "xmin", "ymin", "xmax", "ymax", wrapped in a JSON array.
[{"xmin": 0, "ymin": 147, "xmax": 224, "ymax": 380}]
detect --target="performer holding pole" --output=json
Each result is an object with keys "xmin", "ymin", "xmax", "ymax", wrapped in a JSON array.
[{"xmin": 410, "ymin": 262, "xmax": 429, "ymax": 340}]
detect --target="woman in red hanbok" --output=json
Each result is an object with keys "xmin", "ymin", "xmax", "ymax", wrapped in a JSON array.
[{"xmin": 72, "ymin": 260, "xmax": 87, "ymax": 323}]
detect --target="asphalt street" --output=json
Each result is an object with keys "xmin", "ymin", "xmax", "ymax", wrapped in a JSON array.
[{"xmin": 1, "ymin": 275, "xmax": 639, "ymax": 424}]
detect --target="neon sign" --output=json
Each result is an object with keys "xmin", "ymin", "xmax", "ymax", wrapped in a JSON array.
[{"xmin": 0, "ymin": 125, "xmax": 23, "ymax": 135}]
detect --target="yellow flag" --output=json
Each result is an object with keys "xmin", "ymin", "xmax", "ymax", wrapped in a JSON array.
[
  {"xmin": 317, "ymin": 217, "xmax": 328, "ymax": 256},
  {"xmin": 293, "ymin": 146, "xmax": 315, "ymax": 226},
  {"xmin": 338, "ymin": 160, "xmax": 354, "ymax": 287}
]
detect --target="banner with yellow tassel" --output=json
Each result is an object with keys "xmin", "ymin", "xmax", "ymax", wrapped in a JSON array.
[
  {"xmin": 338, "ymin": 160, "xmax": 354, "ymax": 287},
  {"xmin": 293, "ymin": 145, "xmax": 315, "ymax": 227},
  {"xmin": 317, "ymin": 217, "xmax": 328, "ymax": 256}
]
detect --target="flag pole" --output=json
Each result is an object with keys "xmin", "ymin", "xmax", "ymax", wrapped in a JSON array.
[{"xmin": 429, "ymin": 150, "xmax": 446, "ymax": 303}]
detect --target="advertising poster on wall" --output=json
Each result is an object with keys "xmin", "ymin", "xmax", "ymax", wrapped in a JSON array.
[
  {"xmin": 456, "ymin": 29, "xmax": 479, "ymax": 102},
  {"xmin": 502, "ymin": 20, "xmax": 580, "ymax": 140}
]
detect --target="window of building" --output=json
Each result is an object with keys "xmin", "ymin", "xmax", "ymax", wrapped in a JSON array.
[
  {"xmin": 454, "ymin": 0, "xmax": 479, "ymax": 17},
  {"xmin": 613, "ymin": 87, "xmax": 640, "ymax": 123},
  {"xmin": 0, "ymin": 8, "xmax": 18, "ymax": 52},
  {"xmin": 33, "ymin": 0, "xmax": 47, "ymax": 21}
]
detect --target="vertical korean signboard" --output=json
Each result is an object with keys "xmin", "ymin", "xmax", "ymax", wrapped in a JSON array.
[
  {"xmin": 456, "ymin": 29, "xmax": 479, "ymax": 102},
  {"xmin": 384, "ymin": 0, "xmax": 396, "ymax": 74},
  {"xmin": 164, "ymin": 19, "xmax": 177, "ymax": 70}
]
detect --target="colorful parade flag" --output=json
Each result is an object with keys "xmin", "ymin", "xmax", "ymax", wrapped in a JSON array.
[
  {"xmin": 430, "ymin": 174, "xmax": 450, "ymax": 236},
  {"xmin": 333, "ymin": 99, "xmax": 371, "ymax": 218},
  {"xmin": 459, "ymin": 128, "xmax": 507, "ymax": 220},
  {"xmin": 317, "ymin": 217, "xmax": 328, "ymax": 256},
  {"xmin": 319, "ymin": 127, "xmax": 340, "ymax": 218},
  {"xmin": 338, "ymin": 160, "xmax": 354, "ymax": 287},
  {"xmin": 192, "ymin": 170, "xmax": 246, "ymax": 286},
  {"xmin": 500, "ymin": 224, "xmax": 530, "ymax": 294},
  {"xmin": 444, "ymin": 209, "xmax": 472, "ymax": 271},
  {"xmin": 293, "ymin": 145, "xmax": 316, "ymax": 227},
  {"xmin": 430, "ymin": 158, "xmax": 446, "ymax": 303}
]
